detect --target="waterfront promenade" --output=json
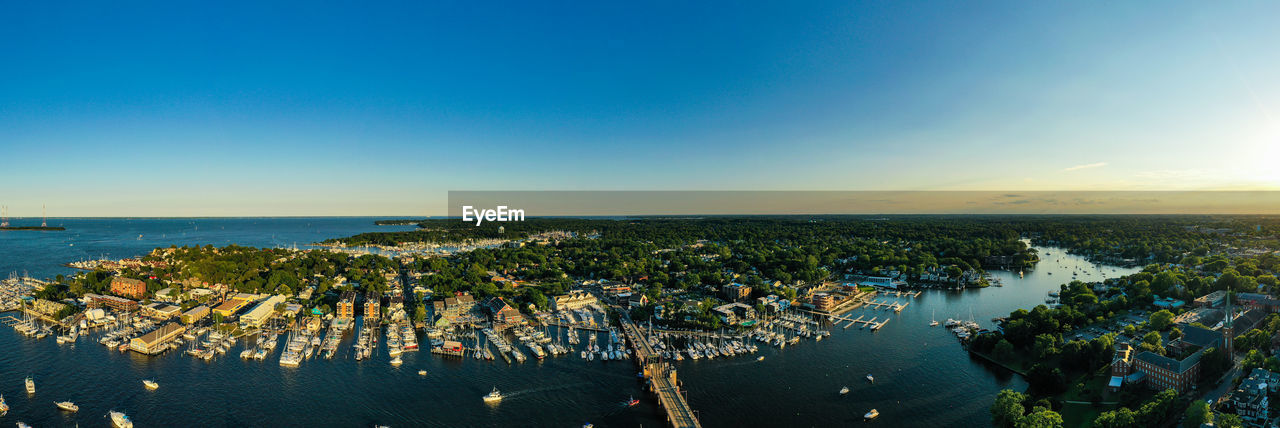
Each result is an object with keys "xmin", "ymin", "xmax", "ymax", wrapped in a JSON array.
[{"xmin": 621, "ymin": 317, "xmax": 701, "ymax": 428}]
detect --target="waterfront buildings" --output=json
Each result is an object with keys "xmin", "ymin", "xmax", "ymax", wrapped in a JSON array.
[
  {"xmin": 812, "ymin": 293, "xmax": 836, "ymax": 312},
  {"xmin": 482, "ymin": 296, "xmax": 524, "ymax": 330},
  {"xmin": 365, "ymin": 291, "xmax": 381, "ymax": 320},
  {"xmin": 713, "ymin": 302, "xmax": 756, "ymax": 325},
  {"xmin": 241, "ymin": 295, "xmax": 286, "ymax": 327},
  {"xmin": 551, "ymin": 290, "xmax": 597, "ymax": 311},
  {"xmin": 181, "ymin": 305, "xmax": 209, "ymax": 324},
  {"xmin": 84, "ymin": 293, "xmax": 139, "ymax": 312},
  {"xmin": 442, "ymin": 293, "xmax": 476, "ymax": 322},
  {"xmin": 212, "ymin": 296, "xmax": 252, "ymax": 318},
  {"xmin": 31, "ymin": 298, "xmax": 67, "ymax": 317},
  {"xmin": 110, "ymin": 277, "xmax": 148, "ymax": 299},
  {"xmin": 129, "ymin": 322, "xmax": 187, "ymax": 355},
  {"xmin": 337, "ymin": 291, "xmax": 356, "ymax": 319},
  {"xmin": 142, "ymin": 302, "xmax": 181, "ymax": 320}
]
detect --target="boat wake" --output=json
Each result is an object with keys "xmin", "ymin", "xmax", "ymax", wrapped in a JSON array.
[{"xmin": 502, "ymin": 382, "xmax": 592, "ymax": 399}]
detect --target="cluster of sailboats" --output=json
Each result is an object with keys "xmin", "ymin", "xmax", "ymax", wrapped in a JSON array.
[
  {"xmin": 185, "ymin": 328, "xmax": 236, "ymax": 361},
  {"xmin": 240, "ymin": 330, "xmax": 280, "ymax": 361}
]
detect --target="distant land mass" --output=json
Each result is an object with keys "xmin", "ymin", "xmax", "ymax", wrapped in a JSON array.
[
  {"xmin": 373, "ymin": 219, "xmax": 426, "ymax": 226},
  {"xmin": 0, "ymin": 226, "xmax": 65, "ymax": 231}
]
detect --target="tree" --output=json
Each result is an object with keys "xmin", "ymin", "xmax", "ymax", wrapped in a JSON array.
[
  {"xmin": 1170, "ymin": 327, "xmax": 1183, "ymax": 341},
  {"xmin": 1034, "ymin": 334, "xmax": 1060, "ymax": 359},
  {"xmin": 991, "ymin": 389, "xmax": 1027, "ymax": 428},
  {"xmin": 1217, "ymin": 413, "xmax": 1243, "ymax": 428},
  {"xmin": 995, "ymin": 339, "xmax": 1016, "ymax": 362},
  {"xmin": 1140, "ymin": 331, "xmax": 1164, "ymax": 355},
  {"xmin": 1093, "ymin": 408, "xmax": 1136, "ymax": 428},
  {"xmin": 414, "ymin": 305, "xmax": 427, "ymax": 323},
  {"xmin": 1149, "ymin": 309, "xmax": 1174, "ymax": 331},
  {"xmin": 1183, "ymin": 401, "xmax": 1211, "ymax": 428},
  {"xmin": 1016, "ymin": 407, "xmax": 1063, "ymax": 428}
]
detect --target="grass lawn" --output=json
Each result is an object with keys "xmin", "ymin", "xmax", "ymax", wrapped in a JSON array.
[{"xmin": 1058, "ymin": 369, "xmax": 1119, "ymax": 428}]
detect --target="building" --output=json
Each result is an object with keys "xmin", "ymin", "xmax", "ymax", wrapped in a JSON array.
[
  {"xmin": 442, "ymin": 293, "xmax": 476, "ymax": 322},
  {"xmin": 713, "ymin": 302, "xmax": 756, "ymax": 325},
  {"xmin": 32, "ymin": 298, "xmax": 67, "ymax": 317},
  {"xmin": 1228, "ymin": 368, "xmax": 1280, "ymax": 427},
  {"xmin": 812, "ymin": 293, "xmax": 836, "ymax": 312},
  {"xmin": 365, "ymin": 292, "xmax": 381, "ymax": 320},
  {"xmin": 722, "ymin": 283, "xmax": 752, "ymax": 302},
  {"xmin": 1194, "ymin": 290, "xmax": 1229, "ymax": 308},
  {"xmin": 181, "ymin": 305, "xmax": 210, "ymax": 324},
  {"xmin": 1132, "ymin": 350, "xmax": 1202, "ymax": 394},
  {"xmin": 482, "ymin": 297, "xmax": 525, "ymax": 330},
  {"xmin": 1109, "ymin": 343, "xmax": 1134, "ymax": 391},
  {"xmin": 84, "ymin": 293, "xmax": 140, "ymax": 312},
  {"xmin": 240, "ymin": 295, "xmax": 286, "ymax": 327},
  {"xmin": 627, "ymin": 293, "xmax": 649, "ymax": 309},
  {"xmin": 1238, "ymin": 293, "xmax": 1280, "ymax": 313},
  {"xmin": 337, "ymin": 291, "xmax": 357, "ymax": 319},
  {"xmin": 212, "ymin": 297, "xmax": 252, "ymax": 318},
  {"xmin": 551, "ymin": 290, "xmax": 598, "ymax": 311},
  {"xmin": 129, "ymin": 322, "xmax": 187, "ymax": 355},
  {"xmin": 110, "ymin": 277, "xmax": 148, "ymax": 299},
  {"xmin": 1132, "ymin": 325, "xmax": 1224, "ymax": 394},
  {"xmin": 1152, "ymin": 296, "xmax": 1186, "ymax": 309},
  {"xmin": 142, "ymin": 302, "xmax": 181, "ymax": 320}
]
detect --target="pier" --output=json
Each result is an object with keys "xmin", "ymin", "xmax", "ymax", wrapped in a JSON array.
[
  {"xmin": 620, "ymin": 318, "xmax": 701, "ymax": 428},
  {"xmin": 863, "ymin": 300, "xmax": 909, "ymax": 312}
]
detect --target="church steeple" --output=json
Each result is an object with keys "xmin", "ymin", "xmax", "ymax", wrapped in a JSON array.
[{"xmin": 1224, "ymin": 290, "xmax": 1234, "ymax": 355}]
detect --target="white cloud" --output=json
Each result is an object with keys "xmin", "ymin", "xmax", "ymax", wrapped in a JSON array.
[{"xmin": 1063, "ymin": 162, "xmax": 1108, "ymax": 172}]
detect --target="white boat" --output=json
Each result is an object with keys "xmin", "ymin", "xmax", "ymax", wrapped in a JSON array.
[
  {"xmin": 390, "ymin": 356, "xmax": 403, "ymax": 366},
  {"xmin": 839, "ymin": 386, "xmax": 849, "ymax": 395},
  {"xmin": 483, "ymin": 387, "xmax": 503, "ymax": 402},
  {"xmin": 18, "ymin": 423, "xmax": 32, "ymax": 428},
  {"xmin": 110, "ymin": 410, "xmax": 135, "ymax": 428},
  {"xmin": 864, "ymin": 409, "xmax": 879, "ymax": 420},
  {"xmin": 24, "ymin": 377, "xmax": 35, "ymax": 394},
  {"xmin": 866, "ymin": 373, "xmax": 875, "ymax": 383},
  {"xmin": 418, "ymin": 370, "xmax": 428, "ymax": 376},
  {"xmin": 143, "ymin": 379, "xmax": 159, "ymax": 390},
  {"xmin": 757, "ymin": 356, "xmax": 765, "ymax": 361},
  {"xmin": 56, "ymin": 401, "xmax": 79, "ymax": 412}
]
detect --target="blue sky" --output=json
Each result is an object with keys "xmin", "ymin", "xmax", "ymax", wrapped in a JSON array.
[{"xmin": 2, "ymin": 1, "xmax": 1278, "ymax": 216}]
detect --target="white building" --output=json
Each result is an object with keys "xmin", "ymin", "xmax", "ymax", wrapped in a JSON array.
[{"xmin": 240, "ymin": 295, "xmax": 286, "ymax": 327}]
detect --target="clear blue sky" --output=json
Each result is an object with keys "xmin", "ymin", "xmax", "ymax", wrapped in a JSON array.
[{"xmin": 2, "ymin": 1, "xmax": 1278, "ymax": 216}]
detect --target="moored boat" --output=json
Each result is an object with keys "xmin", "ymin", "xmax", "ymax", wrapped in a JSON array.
[
  {"xmin": 24, "ymin": 377, "xmax": 35, "ymax": 395},
  {"xmin": 839, "ymin": 386, "xmax": 849, "ymax": 395},
  {"xmin": 864, "ymin": 409, "xmax": 879, "ymax": 420},
  {"xmin": 143, "ymin": 379, "xmax": 159, "ymax": 390},
  {"xmin": 56, "ymin": 400, "xmax": 79, "ymax": 412}
]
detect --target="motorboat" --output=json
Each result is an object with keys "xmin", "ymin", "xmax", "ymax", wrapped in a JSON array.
[
  {"xmin": 483, "ymin": 387, "xmax": 503, "ymax": 402},
  {"xmin": 864, "ymin": 409, "xmax": 879, "ymax": 420},
  {"xmin": 839, "ymin": 386, "xmax": 850, "ymax": 395},
  {"xmin": 418, "ymin": 370, "xmax": 428, "ymax": 376},
  {"xmin": 0, "ymin": 394, "xmax": 8, "ymax": 415},
  {"xmin": 56, "ymin": 401, "xmax": 79, "ymax": 412},
  {"xmin": 143, "ymin": 379, "xmax": 159, "ymax": 390},
  {"xmin": 390, "ymin": 356, "xmax": 403, "ymax": 366},
  {"xmin": 25, "ymin": 377, "xmax": 35, "ymax": 394},
  {"xmin": 866, "ymin": 373, "xmax": 875, "ymax": 383},
  {"xmin": 626, "ymin": 396, "xmax": 640, "ymax": 407},
  {"xmin": 110, "ymin": 410, "xmax": 135, "ymax": 428},
  {"xmin": 757, "ymin": 356, "xmax": 765, "ymax": 362}
]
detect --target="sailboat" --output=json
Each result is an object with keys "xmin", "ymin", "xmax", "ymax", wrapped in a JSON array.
[{"xmin": 929, "ymin": 310, "xmax": 939, "ymax": 327}]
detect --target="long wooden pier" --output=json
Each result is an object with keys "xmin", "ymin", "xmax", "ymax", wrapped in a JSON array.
[{"xmin": 621, "ymin": 318, "xmax": 701, "ymax": 428}]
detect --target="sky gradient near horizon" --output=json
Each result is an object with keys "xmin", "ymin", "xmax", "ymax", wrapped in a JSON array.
[{"xmin": 3, "ymin": 2, "xmax": 1279, "ymax": 216}]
